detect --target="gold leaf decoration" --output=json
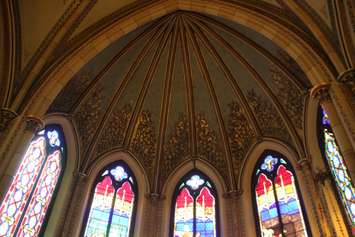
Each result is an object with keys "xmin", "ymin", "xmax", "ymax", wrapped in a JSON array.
[
  {"xmin": 269, "ymin": 64, "xmax": 305, "ymax": 129},
  {"xmin": 227, "ymin": 101, "xmax": 255, "ymax": 162},
  {"xmin": 74, "ymin": 88, "xmax": 104, "ymax": 153},
  {"xmin": 94, "ymin": 103, "xmax": 133, "ymax": 157},
  {"xmin": 247, "ymin": 90, "xmax": 291, "ymax": 143},
  {"xmin": 130, "ymin": 110, "xmax": 157, "ymax": 182},
  {"xmin": 160, "ymin": 114, "xmax": 190, "ymax": 188},
  {"xmin": 196, "ymin": 113, "xmax": 229, "ymax": 186},
  {"xmin": 48, "ymin": 74, "xmax": 92, "ymax": 113}
]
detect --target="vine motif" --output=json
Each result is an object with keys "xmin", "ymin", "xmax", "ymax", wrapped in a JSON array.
[
  {"xmin": 226, "ymin": 101, "xmax": 255, "ymax": 174},
  {"xmin": 130, "ymin": 110, "xmax": 157, "ymax": 183},
  {"xmin": 48, "ymin": 74, "xmax": 92, "ymax": 113},
  {"xmin": 74, "ymin": 88, "xmax": 104, "ymax": 154},
  {"xmin": 269, "ymin": 64, "xmax": 306, "ymax": 129},
  {"xmin": 195, "ymin": 113, "xmax": 229, "ymax": 186},
  {"xmin": 247, "ymin": 89, "xmax": 291, "ymax": 143},
  {"xmin": 0, "ymin": 108, "xmax": 18, "ymax": 133},
  {"xmin": 94, "ymin": 103, "xmax": 133, "ymax": 157},
  {"xmin": 160, "ymin": 114, "xmax": 190, "ymax": 188}
]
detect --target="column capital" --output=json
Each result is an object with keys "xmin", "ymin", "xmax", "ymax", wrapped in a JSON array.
[
  {"xmin": 296, "ymin": 158, "xmax": 311, "ymax": 170},
  {"xmin": 145, "ymin": 192, "xmax": 165, "ymax": 201},
  {"xmin": 337, "ymin": 68, "xmax": 355, "ymax": 94},
  {"xmin": 313, "ymin": 170, "xmax": 331, "ymax": 185},
  {"xmin": 223, "ymin": 189, "xmax": 243, "ymax": 199},
  {"xmin": 310, "ymin": 83, "xmax": 331, "ymax": 102},
  {"xmin": 0, "ymin": 108, "xmax": 18, "ymax": 132},
  {"xmin": 24, "ymin": 116, "xmax": 44, "ymax": 133}
]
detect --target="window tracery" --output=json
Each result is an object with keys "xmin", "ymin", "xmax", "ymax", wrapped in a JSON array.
[
  {"xmin": 171, "ymin": 171, "xmax": 218, "ymax": 237},
  {"xmin": 0, "ymin": 125, "xmax": 65, "ymax": 237}
]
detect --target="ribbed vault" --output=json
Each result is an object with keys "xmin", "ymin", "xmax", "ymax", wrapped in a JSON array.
[{"xmin": 48, "ymin": 11, "xmax": 310, "ymax": 191}]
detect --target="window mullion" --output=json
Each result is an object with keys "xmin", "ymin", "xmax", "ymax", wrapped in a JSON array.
[
  {"xmin": 272, "ymin": 176, "xmax": 285, "ymax": 237},
  {"xmin": 13, "ymin": 146, "xmax": 50, "ymax": 236},
  {"xmin": 106, "ymin": 185, "xmax": 118, "ymax": 237}
]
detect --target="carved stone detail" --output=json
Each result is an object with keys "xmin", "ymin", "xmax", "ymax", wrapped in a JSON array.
[
  {"xmin": 195, "ymin": 113, "xmax": 229, "ymax": 186},
  {"xmin": 24, "ymin": 116, "xmax": 44, "ymax": 132},
  {"xmin": 247, "ymin": 89, "xmax": 291, "ymax": 143},
  {"xmin": 160, "ymin": 114, "xmax": 189, "ymax": 188},
  {"xmin": 310, "ymin": 84, "xmax": 331, "ymax": 102},
  {"xmin": 130, "ymin": 110, "xmax": 157, "ymax": 183},
  {"xmin": 0, "ymin": 108, "xmax": 18, "ymax": 132},
  {"xmin": 94, "ymin": 104, "xmax": 132, "ymax": 156},
  {"xmin": 338, "ymin": 69, "xmax": 355, "ymax": 94},
  {"xmin": 314, "ymin": 170, "xmax": 331, "ymax": 185},
  {"xmin": 269, "ymin": 64, "xmax": 306, "ymax": 129}
]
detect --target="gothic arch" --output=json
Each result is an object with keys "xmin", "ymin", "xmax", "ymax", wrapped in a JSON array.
[
  {"xmin": 18, "ymin": 0, "xmax": 340, "ymax": 118},
  {"xmin": 239, "ymin": 139, "xmax": 319, "ymax": 236},
  {"xmin": 161, "ymin": 159, "xmax": 228, "ymax": 237},
  {"xmin": 67, "ymin": 150, "xmax": 149, "ymax": 237}
]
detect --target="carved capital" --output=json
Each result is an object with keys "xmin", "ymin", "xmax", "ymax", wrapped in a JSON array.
[
  {"xmin": 146, "ymin": 193, "xmax": 165, "ymax": 202},
  {"xmin": 337, "ymin": 69, "xmax": 355, "ymax": 94},
  {"xmin": 224, "ymin": 189, "xmax": 243, "ymax": 199},
  {"xmin": 24, "ymin": 116, "xmax": 44, "ymax": 133},
  {"xmin": 313, "ymin": 170, "xmax": 331, "ymax": 185},
  {"xmin": 0, "ymin": 108, "xmax": 18, "ymax": 132},
  {"xmin": 310, "ymin": 84, "xmax": 331, "ymax": 102},
  {"xmin": 296, "ymin": 158, "xmax": 311, "ymax": 170}
]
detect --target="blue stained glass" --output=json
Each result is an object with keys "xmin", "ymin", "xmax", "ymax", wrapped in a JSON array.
[{"xmin": 261, "ymin": 155, "xmax": 278, "ymax": 172}]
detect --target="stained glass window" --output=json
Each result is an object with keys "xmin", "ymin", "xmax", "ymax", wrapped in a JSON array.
[
  {"xmin": 318, "ymin": 108, "xmax": 355, "ymax": 233},
  {"xmin": 0, "ymin": 125, "xmax": 66, "ymax": 237},
  {"xmin": 253, "ymin": 152, "xmax": 309, "ymax": 237},
  {"xmin": 82, "ymin": 161, "xmax": 137, "ymax": 237},
  {"xmin": 171, "ymin": 171, "xmax": 218, "ymax": 237}
]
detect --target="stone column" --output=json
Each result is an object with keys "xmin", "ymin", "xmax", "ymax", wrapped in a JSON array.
[
  {"xmin": 143, "ymin": 193, "xmax": 165, "ymax": 237},
  {"xmin": 224, "ymin": 190, "xmax": 243, "ymax": 237},
  {"xmin": 61, "ymin": 172, "xmax": 89, "ymax": 237},
  {"xmin": 312, "ymin": 167, "xmax": 350, "ymax": 236},
  {"xmin": 297, "ymin": 159, "xmax": 335, "ymax": 236},
  {"xmin": 0, "ymin": 108, "xmax": 17, "ymax": 135},
  {"xmin": 0, "ymin": 115, "xmax": 44, "ymax": 202},
  {"xmin": 311, "ymin": 84, "xmax": 355, "ymax": 182}
]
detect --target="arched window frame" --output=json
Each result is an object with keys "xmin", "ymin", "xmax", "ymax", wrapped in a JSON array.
[
  {"xmin": 0, "ymin": 124, "xmax": 66, "ymax": 237},
  {"xmin": 252, "ymin": 150, "xmax": 311, "ymax": 237},
  {"xmin": 169, "ymin": 169, "xmax": 220, "ymax": 237},
  {"xmin": 81, "ymin": 160, "xmax": 138, "ymax": 237},
  {"xmin": 317, "ymin": 107, "xmax": 355, "ymax": 233}
]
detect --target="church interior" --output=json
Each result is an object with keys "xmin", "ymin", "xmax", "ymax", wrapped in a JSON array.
[{"xmin": 0, "ymin": 1, "xmax": 354, "ymax": 236}]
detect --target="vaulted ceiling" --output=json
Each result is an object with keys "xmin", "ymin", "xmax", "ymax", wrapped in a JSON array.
[{"xmin": 49, "ymin": 12, "xmax": 310, "ymax": 190}]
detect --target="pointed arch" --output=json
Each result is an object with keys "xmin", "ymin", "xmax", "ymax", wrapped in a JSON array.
[
  {"xmin": 81, "ymin": 160, "xmax": 137, "ymax": 237},
  {"xmin": 252, "ymin": 150, "xmax": 311, "ymax": 237},
  {"xmin": 170, "ymin": 169, "xmax": 220, "ymax": 237}
]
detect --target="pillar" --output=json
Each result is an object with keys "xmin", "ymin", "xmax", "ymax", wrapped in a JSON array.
[{"xmin": 311, "ymin": 84, "xmax": 355, "ymax": 182}]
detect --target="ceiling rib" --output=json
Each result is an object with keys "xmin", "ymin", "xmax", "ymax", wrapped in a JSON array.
[
  {"xmin": 202, "ymin": 20, "xmax": 305, "ymax": 158},
  {"xmin": 81, "ymin": 18, "xmax": 171, "ymax": 171},
  {"xmin": 154, "ymin": 17, "xmax": 179, "ymax": 193},
  {"xmin": 124, "ymin": 19, "xmax": 176, "ymax": 148},
  {"xmin": 186, "ymin": 17, "xmax": 262, "ymax": 138},
  {"xmin": 185, "ymin": 18, "xmax": 237, "ymax": 190},
  {"xmin": 189, "ymin": 13, "xmax": 308, "ymax": 90},
  {"xmin": 71, "ymin": 15, "xmax": 171, "ymax": 114}
]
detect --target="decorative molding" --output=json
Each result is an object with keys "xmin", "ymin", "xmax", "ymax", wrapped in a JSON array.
[
  {"xmin": 337, "ymin": 68, "xmax": 355, "ymax": 95},
  {"xmin": 314, "ymin": 170, "xmax": 332, "ymax": 185},
  {"xmin": 223, "ymin": 189, "xmax": 243, "ymax": 199},
  {"xmin": 24, "ymin": 116, "xmax": 44, "ymax": 132},
  {"xmin": 0, "ymin": 108, "xmax": 18, "ymax": 132},
  {"xmin": 310, "ymin": 83, "xmax": 331, "ymax": 102}
]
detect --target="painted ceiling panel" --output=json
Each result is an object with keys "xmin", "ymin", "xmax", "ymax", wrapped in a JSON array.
[
  {"xmin": 48, "ymin": 12, "xmax": 308, "ymax": 189},
  {"xmin": 19, "ymin": 0, "xmax": 70, "ymax": 68}
]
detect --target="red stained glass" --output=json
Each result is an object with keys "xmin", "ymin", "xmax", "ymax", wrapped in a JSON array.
[
  {"xmin": 17, "ymin": 151, "xmax": 62, "ymax": 237},
  {"xmin": 0, "ymin": 137, "xmax": 46, "ymax": 237}
]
